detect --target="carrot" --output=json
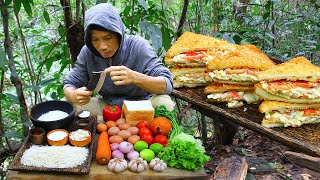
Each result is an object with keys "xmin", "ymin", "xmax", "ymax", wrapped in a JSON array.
[{"xmin": 96, "ymin": 131, "xmax": 111, "ymax": 165}]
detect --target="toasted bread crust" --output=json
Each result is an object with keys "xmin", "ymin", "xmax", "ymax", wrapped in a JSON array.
[
  {"xmin": 257, "ymin": 57, "xmax": 320, "ymax": 82},
  {"xmin": 173, "ymin": 81, "xmax": 209, "ymax": 88},
  {"xmin": 206, "ymin": 45, "xmax": 276, "ymax": 70},
  {"xmin": 204, "ymin": 83, "xmax": 254, "ymax": 94},
  {"xmin": 170, "ymin": 67, "xmax": 207, "ymax": 79},
  {"xmin": 164, "ymin": 57, "xmax": 206, "ymax": 67},
  {"xmin": 261, "ymin": 118, "xmax": 284, "ymax": 128},
  {"xmin": 166, "ymin": 32, "xmax": 236, "ymax": 58},
  {"xmin": 255, "ymin": 84, "xmax": 320, "ymax": 104},
  {"xmin": 259, "ymin": 100, "xmax": 320, "ymax": 113}
]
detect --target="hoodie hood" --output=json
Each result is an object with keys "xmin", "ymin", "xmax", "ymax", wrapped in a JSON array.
[{"xmin": 84, "ymin": 3, "xmax": 125, "ymax": 58}]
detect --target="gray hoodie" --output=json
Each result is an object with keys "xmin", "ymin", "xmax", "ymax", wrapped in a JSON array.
[{"xmin": 64, "ymin": 3, "xmax": 173, "ymax": 107}]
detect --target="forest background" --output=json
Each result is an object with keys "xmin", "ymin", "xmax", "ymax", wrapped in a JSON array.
[{"xmin": 0, "ymin": 0, "xmax": 319, "ymax": 178}]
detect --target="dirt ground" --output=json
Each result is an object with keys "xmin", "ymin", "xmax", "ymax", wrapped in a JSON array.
[{"xmin": 203, "ymin": 127, "xmax": 320, "ymax": 180}]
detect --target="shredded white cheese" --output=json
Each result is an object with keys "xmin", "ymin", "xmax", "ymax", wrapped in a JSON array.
[
  {"xmin": 70, "ymin": 129, "xmax": 90, "ymax": 141},
  {"xmin": 21, "ymin": 145, "xmax": 88, "ymax": 168}
]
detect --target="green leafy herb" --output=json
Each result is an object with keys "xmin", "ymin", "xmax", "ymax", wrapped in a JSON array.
[{"xmin": 154, "ymin": 105, "xmax": 183, "ymax": 139}]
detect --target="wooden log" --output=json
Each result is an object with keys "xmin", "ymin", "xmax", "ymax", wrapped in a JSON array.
[
  {"xmin": 284, "ymin": 151, "xmax": 320, "ymax": 172},
  {"xmin": 213, "ymin": 156, "xmax": 248, "ymax": 180}
]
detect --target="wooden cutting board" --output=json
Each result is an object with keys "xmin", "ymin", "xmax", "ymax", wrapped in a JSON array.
[{"xmin": 6, "ymin": 161, "xmax": 208, "ymax": 180}]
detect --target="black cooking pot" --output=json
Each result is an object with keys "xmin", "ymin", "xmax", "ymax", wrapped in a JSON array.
[{"xmin": 30, "ymin": 100, "xmax": 75, "ymax": 131}]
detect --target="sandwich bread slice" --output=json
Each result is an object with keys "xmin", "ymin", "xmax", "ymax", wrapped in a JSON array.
[
  {"xmin": 122, "ymin": 100, "xmax": 155, "ymax": 126},
  {"xmin": 207, "ymin": 44, "xmax": 276, "ymax": 85},
  {"xmin": 204, "ymin": 83, "xmax": 262, "ymax": 108},
  {"xmin": 165, "ymin": 32, "xmax": 237, "ymax": 67},
  {"xmin": 259, "ymin": 100, "xmax": 320, "ymax": 128},
  {"xmin": 255, "ymin": 57, "xmax": 320, "ymax": 103},
  {"xmin": 171, "ymin": 67, "xmax": 212, "ymax": 88}
]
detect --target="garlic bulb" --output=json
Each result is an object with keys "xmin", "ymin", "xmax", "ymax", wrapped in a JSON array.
[
  {"xmin": 107, "ymin": 158, "xmax": 127, "ymax": 173},
  {"xmin": 128, "ymin": 157, "xmax": 148, "ymax": 173},
  {"xmin": 149, "ymin": 158, "xmax": 167, "ymax": 172}
]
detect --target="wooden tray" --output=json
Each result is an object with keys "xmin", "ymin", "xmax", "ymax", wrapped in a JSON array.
[{"xmin": 8, "ymin": 115, "xmax": 97, "ymax": 175}]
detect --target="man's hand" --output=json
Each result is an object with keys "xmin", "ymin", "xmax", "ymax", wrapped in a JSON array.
[
  {"xmin": 104, "ymin": 66, "xmax": 137, "ymax": 86},
  {"xmin": 64, "ymin": 87, "xmax": 92, "ymax": 105}
]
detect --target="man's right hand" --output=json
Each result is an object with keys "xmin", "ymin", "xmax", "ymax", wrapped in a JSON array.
[{"xmin": 64, "ymin": 87, "xmax": 93, "ymax": 105}]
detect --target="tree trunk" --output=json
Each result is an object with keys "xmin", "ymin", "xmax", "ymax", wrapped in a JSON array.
[
  {"xmin": 14, "ymin": 13, "xmax": 40, "ymax": 104},
  {"xmin": 233, "ymin": 0, "xmax": 250, "ymax": 25},
  {"xmin": 0, "ymin": 0, "xmax": 29, "ymax": 137},
  {"xmin": 210, "ymin": 0, "xmax": 220, "ymax": 36},
  {"xmin": 60, "ymin": 0, "xmax": 85, "ymax": 62},
  {"xmin": 176, "ymin": 0, "xmax": 189, "ymax": 37}
]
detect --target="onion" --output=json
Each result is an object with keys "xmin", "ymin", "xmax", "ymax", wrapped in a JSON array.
[
  {"xmin": 112, "ymin": 150, "xmax": 124, "ymax": 158},
  {"xmin": 126, "ymin": 150, "xmax": 139, "ymax": 161},
  {"xmin": 110, "ymin": 143, "xmax": 120, "ymax": 151},
  {"xmin": 119, "ymin": 142, "xmax": 133, "ymax": 154}
]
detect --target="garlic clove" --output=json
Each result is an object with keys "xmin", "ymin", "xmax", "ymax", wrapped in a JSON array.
[{"xmin": 137, "ymin": 163, "xmax": 145, "ymax": 173}]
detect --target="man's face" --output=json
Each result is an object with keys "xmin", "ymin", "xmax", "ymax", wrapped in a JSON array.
[{"xmin": 91, "ymin": 30, "xmax": 120, "ymax": 58}]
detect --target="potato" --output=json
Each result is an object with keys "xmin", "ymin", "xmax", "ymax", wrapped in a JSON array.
[
  {"xmin": 109, "ymin": 135, "xmax": 124, "ymax": 144},
  {"xmin": 127, "ymin": 127, "xmax": 139, "ymax": 135},
  {"xmin": 108, "ymin": 127, "xmax": 120, "ymax": 136},
  {"xmin": 117, "ymin": 130, "xmax": 131, "ymax": 140},
  {"xmin": 127, "ymin": 135, "xmax": 140, "ymax": 145},
  {"xmin": 118, "ymin": 123, "xmax": 130, "ymax": 130}
]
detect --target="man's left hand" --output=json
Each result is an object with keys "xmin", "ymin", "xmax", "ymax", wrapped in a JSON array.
[{"xmin": 104, "ymin": 66, "xmax": 137, "ymax": 86}]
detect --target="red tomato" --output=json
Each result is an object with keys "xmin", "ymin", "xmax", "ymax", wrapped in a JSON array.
[
  {"xmin": 186, "ymin": 51, "xmax": 198, "ymax": 56},
  {"xmin": 225, "ymin": 68, "xmax": 247, "ymax": 74},
  {"xmin": 303, "ymin": 108, "xmax": 320, "ymax": 116},
  {"xmin": 153, "ymin": 135, "xmax": 168, "ymax": 146},
  {"xmin": 268, "ymin": 80, "xmax": 291, "ymax": 91},
  {"xmin": 294, "ymin": 80, "xmax": 315, "ymax": 88},
  {"xmin": 102, "ymin": 105, "xmax": 122, "ymax": 122},
  {"xmin": 228, "ymin": 91, "xmax": 242, "ymax": 100},
  {"xmin": 139, "ymin": 127, "xmax": 152, "ymax": 137},
  {"xmin": 140, "ymin": 134, "xmax": 153, "ymax": 146},
  {"xmin": 247, "ymin": 69, "xmax": 260, "ymax": 76},
  {"xmin": 136, "ymin": 121, "xmax": 148, "ymax": 129}
]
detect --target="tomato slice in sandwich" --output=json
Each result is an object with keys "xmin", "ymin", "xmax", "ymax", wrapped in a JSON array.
[
  {"xmin": 228, "ymin": 91, "xmax": 242, "ymax": 100},
  {"xmin": 184, "ymin": 51, "xmax": 206, "ymax": 61},
  {"xmin": 294, "ymin": 80, "xmax": 316, "ymax": 88},
  {"xmin": 268, "ymin": 80, "xmax": 291, "ymax": 91},
  {"xmin": 303, "ymin": 108, "xmax": 320, "ymax": 116}
]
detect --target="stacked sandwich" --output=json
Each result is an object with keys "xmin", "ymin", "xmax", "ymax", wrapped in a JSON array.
[
  {"xmin": 204, "ymin": 44, "xmax": 276, "ymax": 107},
  {"xmin": 255, "ymin": 57, "xmax": 320, "ymax": 128},
  {"xmin": 165, "ymin": 32, "xmax": 237, "ymax": 88}
]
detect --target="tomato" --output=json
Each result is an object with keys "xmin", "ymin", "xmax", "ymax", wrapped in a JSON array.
[
  {"xmin": 294, "ymin": 80, "xmax": 315, "ymax": 88},
  {"xmin": 228, "ymin": 91, "xmax": 242, "ymax": 100},
  {"xmin": 153, "ymin": 135, "xmax": 168, "ymax": 146},
  {"xmin": 139, "ymin": 127, "xmax": 153, "ymax": 137},
  {"xmin": 247, "ymin": 69, "xmax": 260, "ymax": 76},
  {"xmin": 184, "ymin": 51, "xmax": 205, "ymax": 61},
  {"xmin": 136, "ymin": 121, "xmax": 148, "ymax": 129},
  {"xmin": 102, "ymin": 105, "xmax": 122, "ymax": 122},
  {"xmin": 268, "ymin": 80, "xmax": 291, "ymax": 91},
  {"xmin": 186, "ymin": 51, "xmax": 198, "ymax": 56},
  {"xmin": 303, "ymin": 108, "xmax": 320, "ymax": 116},
  {"xmin": 225, "ymin": 68, "xmax": 247, "ymax": 74},
  {"xmin": 140, "ymin": 134, "xmax": 153, "ymax": 146}
]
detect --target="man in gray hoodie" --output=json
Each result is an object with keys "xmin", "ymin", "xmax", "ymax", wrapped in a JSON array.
[{"xmin": 64, "ymin": 3, "xmax": 174, "ymax": 114}]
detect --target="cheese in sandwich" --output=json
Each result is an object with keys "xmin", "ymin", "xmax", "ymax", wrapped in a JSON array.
[
  {"xmin": 165, "ymin": 32, "xmax": 237, "ymax": 68},
  {"xmin": 204, "ymin": 83, "xmax": 262, "ymax": 108},
  {"xmin": 255, "ymin": 57, "xmax": 320, "ymax": 103},
  {"xmin": 171, "ymin": 67, "xmax": 212, "ymax": 88},
  {"xmin": 207, "ymin": 44, "xmax": 276, "ymax": 85},
  {"xmin": 259, "ymin": 100, "xmax": 320, "ymax": 128}
]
